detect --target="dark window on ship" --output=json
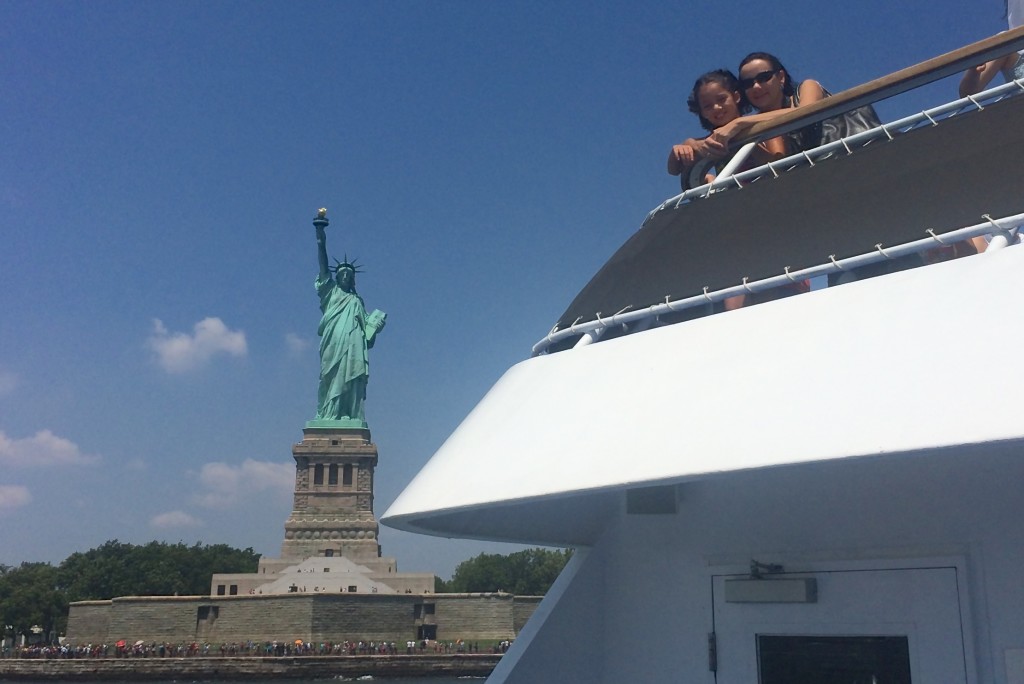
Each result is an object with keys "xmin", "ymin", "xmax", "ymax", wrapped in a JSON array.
[
  {"xmin": 423, "ymin": 603, "xmax": 435, "ymax": 615},
  {"xmin": 757, "ymin": 635, "xmax": 911, "ymax": 684},
  {"xmin": 229, "ymin": 585, "xmax": 238, "ymax": 596},
  {"xmin": 314, "ymin": 464, "xmax": 324, "ymax": 485},
  {"xmin": 343, "ymin": 464, "xmax": 353, "ymax": 486},
  {"xmin": 328, "ymin": 464, "xmax": 338, "ymax": 485},
  {"xmin": 348, "ymin": 585, "xmax": 358, "ymax": 592},
  {"xmin": 324, "ymin": 549, "xmax": 334, "ymax": 557},
  {"xmin": 216, "ymin": 585, "xmax": 226, "ymax": 596}
]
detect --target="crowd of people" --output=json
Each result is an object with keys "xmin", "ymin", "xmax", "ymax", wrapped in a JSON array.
[{"xmin": 3, "ymin": 638, "xmax": 513, "ymax": 659}]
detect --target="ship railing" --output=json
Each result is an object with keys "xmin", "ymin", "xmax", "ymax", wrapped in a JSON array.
[{"xmin": 532, "ymin": 210, "xmax": 1024, "ymax": 355}]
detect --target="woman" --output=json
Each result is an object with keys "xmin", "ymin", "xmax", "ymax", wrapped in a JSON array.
[{"xmin": 701, "ymin": 52, "xmax": 827, "ymax": 155}]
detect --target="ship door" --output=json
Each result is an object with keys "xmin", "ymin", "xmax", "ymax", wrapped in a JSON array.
[{"xmin": 711, "ymin": 565, "xmax": 969, "ymax": 684}]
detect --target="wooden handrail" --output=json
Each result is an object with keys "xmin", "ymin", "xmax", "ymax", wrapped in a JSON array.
[{"xmin": 737, "ymin": 26, "xmax": 1024, "ymax": 144}]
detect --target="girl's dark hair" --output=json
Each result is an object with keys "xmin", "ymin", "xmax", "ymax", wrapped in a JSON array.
[
  {"xmin": 739, "ymin": 51, "xmax": 796, "ymax": 104},
  {"xmin": 686, "ymin": 69, "xmax": 750, "ymax": 131}
]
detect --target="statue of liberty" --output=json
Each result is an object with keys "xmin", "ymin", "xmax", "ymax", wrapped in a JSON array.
[{"xmin": 309, "ymin": 208, "xmax": 386, "ymax": 428}]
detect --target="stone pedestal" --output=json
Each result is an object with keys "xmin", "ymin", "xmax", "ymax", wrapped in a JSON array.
[{"xmin": 280, "ymin": 427, "xmax": 381, "ymax": 561}]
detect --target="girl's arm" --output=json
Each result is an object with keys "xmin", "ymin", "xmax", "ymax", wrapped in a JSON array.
[
  {"xmin": 667, "ymin": 141, "xmax": 698, "ymax": 175},
  {"xmin": 667, "ymin": 137, "xmax": 724, "ymax": 175}
]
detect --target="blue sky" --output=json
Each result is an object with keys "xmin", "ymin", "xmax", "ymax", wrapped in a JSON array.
[{"xmin": 0, "ymin": 1, "xmax": 1009, "ymax": 580}]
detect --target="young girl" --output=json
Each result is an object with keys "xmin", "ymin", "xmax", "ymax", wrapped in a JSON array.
[
  {"xmin": 667, "ymin": 69, "xmax": 788, "ymax": 187},
  {"xmin": 668, "ymin": 69, "xmax": 792, "ymax": 309}
]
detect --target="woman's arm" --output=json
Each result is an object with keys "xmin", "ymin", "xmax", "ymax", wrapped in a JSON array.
[
  {"xmin": 709, "ymin": 79, "xmax": 828, "ymax": 148},
  {"xmin": 704, "ymin": 110, "xmax": 790, "ymax": 151},
  {"xmin": 750, "ymin": 134, "xmax": 789, "ymax": 165}
]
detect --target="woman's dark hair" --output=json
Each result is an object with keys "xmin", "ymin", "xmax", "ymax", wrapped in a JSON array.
[
  {"xmin": 739, "ymin": 51, "xmax": 796, "ymax": 105},
  {"xmin": 686, "ymin": 69, "xmax": 750, "ymax": 131}
]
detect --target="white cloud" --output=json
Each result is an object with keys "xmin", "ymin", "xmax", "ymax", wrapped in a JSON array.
[
  {"xmin": 193, "ymin": 459, "xmax": 293, "ymax": 509},
  {"xmin": 150, "ymin": 510, "xmax": 204, "ymax": 529},
  {"xmin": 0, "ymin": 485, "xmax": 32, "ymax": 509},
  {"xmin": 285, "ymin": 332, "xmax": 310, "ymax": 356},
  {"xmin": 0, "ymin": 430, "xmax": 99, "ymax": 468},
  {"xmin": 147, "ymin": 317, "xmax": 247, "ymax": 373},
  {"xmin": 0, "ymin": 370, "xmax": 17, "ymax": 396}
]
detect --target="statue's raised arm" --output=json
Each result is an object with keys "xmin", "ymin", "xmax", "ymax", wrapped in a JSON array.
[
  {"xmin": 314, "ymin": 207, "xmax": 330, "ymax": 281},
  {"xmin": 307, "ymin": 208, "xmax": 387, "ymax": 430}
]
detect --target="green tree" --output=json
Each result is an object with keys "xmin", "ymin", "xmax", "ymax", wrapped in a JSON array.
[
  {"xmin": 57, "ymin": 540, "xmax": 260, "ymax": 601},
  {"xmin": 446, "ymin": 548, "xmax": 572, "ymax": 595},
  {"xmin": 0, "ymin": 562, "xmax": 67, "ymax": 637}
]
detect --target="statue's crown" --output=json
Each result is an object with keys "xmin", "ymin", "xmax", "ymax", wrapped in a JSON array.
[{"xmin": 331, "ymin": 254, "xmax": 363, "ymax": 274}]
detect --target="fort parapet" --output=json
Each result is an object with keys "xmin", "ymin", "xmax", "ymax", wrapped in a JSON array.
[{"xmin": 66, "ymin": 592, "xmax": 541, "ymax": 645}]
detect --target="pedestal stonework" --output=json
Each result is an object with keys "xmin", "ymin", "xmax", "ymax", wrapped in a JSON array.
[
  {"xmin": 281, "ymin": 427, "xmax": 381, "ymax": 561},
  {"xmin": 214, "ymin": 424, "xmax": 434, "ymax": 596}
]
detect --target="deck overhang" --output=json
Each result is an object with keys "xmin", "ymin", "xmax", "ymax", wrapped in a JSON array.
[{"xmin": 382, "ymin": 246, "xmax": 1024, "ymax": 544}]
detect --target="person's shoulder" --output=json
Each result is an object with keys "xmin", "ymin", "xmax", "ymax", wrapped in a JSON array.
[
  {"xmin": 796, "ymin": 79, "xmax": 828, "ymax": 103},
  {"xmin": 800, "ymin": 78, "xmax": 826, "ymax": 93}
]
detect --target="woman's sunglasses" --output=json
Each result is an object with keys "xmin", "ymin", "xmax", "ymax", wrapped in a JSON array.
[{"xmin": 739, "ymin": 69, "xmax": 779, "ymax": 90}]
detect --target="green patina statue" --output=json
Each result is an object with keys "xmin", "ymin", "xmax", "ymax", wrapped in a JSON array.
[{"xmin": 308, "ymin": 208, "xmax": 386, "ymax": 429}]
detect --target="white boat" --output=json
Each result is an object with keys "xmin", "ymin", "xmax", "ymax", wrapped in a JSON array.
[{"xmin": 383, "ymin": 30, "xmax": 1024, "ymax": 683}]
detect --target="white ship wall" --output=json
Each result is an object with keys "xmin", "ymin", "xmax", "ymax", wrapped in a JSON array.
[{"xmin": 497, "ymin": 440, "xmax": 1024, "ymax": 682}]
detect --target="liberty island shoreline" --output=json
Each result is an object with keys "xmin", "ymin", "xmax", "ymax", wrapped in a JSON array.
[{"xmin": 0, "ymin": 654, "xmax": 498, "ymax": 681}]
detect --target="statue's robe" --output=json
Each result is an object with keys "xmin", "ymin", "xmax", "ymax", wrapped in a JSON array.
[{"xmin": 315, "ymin": 275, "xmax": 369, "ymax": 422}]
